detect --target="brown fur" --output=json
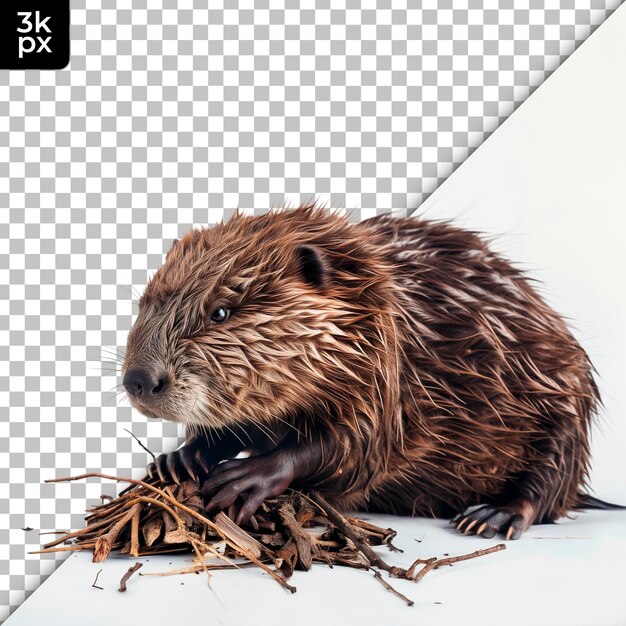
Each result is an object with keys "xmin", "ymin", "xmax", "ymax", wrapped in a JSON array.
[{"xmin": 123, "ymin": 204, "xmax": 598, "ymax": 526}]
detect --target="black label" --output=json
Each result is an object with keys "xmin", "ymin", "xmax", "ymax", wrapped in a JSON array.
[{"xmin": 0, "ymin": 2, "xmax": 70, "ymax": 70}]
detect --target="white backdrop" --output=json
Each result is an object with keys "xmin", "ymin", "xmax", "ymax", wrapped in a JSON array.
[{"xmin": 417, "ymin": 5, "xmax": 626, "ymax": 502}]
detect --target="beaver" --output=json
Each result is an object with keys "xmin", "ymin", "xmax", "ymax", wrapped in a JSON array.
[{"xmin": 122, "ymin": 204, "xmax": 616, "ymax": 540}]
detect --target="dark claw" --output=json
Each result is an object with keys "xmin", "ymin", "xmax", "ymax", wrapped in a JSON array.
[
  {"xmin": 155, "ymin": 454, "xmax": 169, "ymax": 484},
  {"xmin": 194, "ymin": 448, "xmax": 210, "ymax": 474},
  {"xmin": 452, "ymin": 503, "xmax": 530, "ymax": 540},
  {"xmin": 235, "ymin": 489, "xmax": 265, "ymax": 526},
  {"xmin": 480, "ymin": 525, "xmax": 498, "ymax": 539},
  {"xmin": 464, "ymin": 519, "xmax": 479, "ymax": 534},
  {"xmin": 166, "ymin": 452, "xmax": 181, "ymax": 484},
  {"xmin": 505, "ymin": 514, "xmax": 525, "ymax": 540},
  {"xmin": 146, "ymin": 438, "xmax": 212, "ymax": 485},
  {"xmin": 179, "ymin": 447, "xmax": 198, "ymax": 482}
]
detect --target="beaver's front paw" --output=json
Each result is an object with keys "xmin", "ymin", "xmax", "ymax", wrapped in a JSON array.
[
  {"xmin": 147, "ymin": 440, "xmax": 212, "ymax": 485},
  {"xmin": 200, "ymin": 451, "xmax": 295, "ymax": 525}
]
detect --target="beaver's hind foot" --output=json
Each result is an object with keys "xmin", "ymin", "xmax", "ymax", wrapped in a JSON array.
[{"xmin": 451, "ymin": 497, "xmax": 536, "ymax": 540}]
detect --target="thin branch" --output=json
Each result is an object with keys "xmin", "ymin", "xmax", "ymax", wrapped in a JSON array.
[
  {"xmin": 130, "ymin": 505, "xmax": 141, "ymax": 557},
  {"xmin": 372, "ymin": 570, "xmax": 414, "ymax": 606},
  {"xmin": 142, "ymin": 562, "xmax": 257, "ymax": 577},
  {"xmin": 123, "ymin": 428, "xmax": 156, "ymax": 463},
  {"xmin": 406, "ymin": 556, "xmax": 437, "ymax": 579},
  {"xmin": 413, "ymin": 544, "xmax": 506, "ymax": 582},
  {"xmin": 118, "ymin": 562, "xmax": 143, "ymax": 592},
  {"xmin": 91, "ymin": 569, "xmax": 103, "ymax": 590},
  {"xmin": 29, "ymin": 543, "xmax": 96, "ymax": 555}
]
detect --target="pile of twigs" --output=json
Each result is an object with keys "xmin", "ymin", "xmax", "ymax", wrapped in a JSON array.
[{"xmin": 35, "ymin": 472, "xmax": 505, "ymax": 604}]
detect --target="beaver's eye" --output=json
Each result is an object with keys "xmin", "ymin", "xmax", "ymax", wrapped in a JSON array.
[{"xmin": 210, "ymin": 307, "xmax": 230, "ymax": 324}]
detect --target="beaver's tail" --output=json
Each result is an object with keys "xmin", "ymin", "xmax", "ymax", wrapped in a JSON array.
[{"xmin": 575, "ymin": 492, "xmax": 626, "ymax": 510}]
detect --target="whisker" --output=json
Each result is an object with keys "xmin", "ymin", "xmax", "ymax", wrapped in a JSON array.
[
  {"xmin": 243, "ymin": 415, "xmax": 277, "ymax": 445},
  {"xmin": 199, "ymin": 422, "xmax": 216, "ymax": 447},
  {"xmin": 91, "ymin": 366, "xmax": 122, "ymax": 374},
  {"xmin": 205, "ymin": 423, "xmax": 217, "ymax": 448},
  {"xmin": 115, "ymin": 394, "xmax": 129, "ymax": 407},
  {"xmin": 220, "ymin": 422, "xmax": 246, "ymax": 448},
  {"xmin": 272, "ymin": 415, "xmax": 305, "ymax": 438},
  {"xmin": 96, "ymin": 346, "xmax": 126, "ymax": 356},
  {"xmin": 95, "ymin": 352, "xmax": 125, "ymax": 364}
]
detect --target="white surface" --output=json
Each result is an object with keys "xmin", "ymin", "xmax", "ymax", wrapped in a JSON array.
[
  {"xmin": 6, "ymin": 511, "xmax": 626, "ymax": 626},
  {"xmin": 8, "ymin": 4, "xmax": 626, "ymax": 626},
  {"xmin": 416, "ymin": 2, "xmax": 626, "ymax": 502}
]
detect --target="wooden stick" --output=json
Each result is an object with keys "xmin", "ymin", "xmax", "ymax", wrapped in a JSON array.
[
  {"xmin": 93, "ymin": 504, "xmax": 141, "ymax": 563},
  {"xmin": 189, "ymin": 540, "xmax": 211, "ymax": 586},
  {"xmin": 372, "ymin": 570, "xmax": 414, "ymax": 607},
  {"xmin": 347, "ymin": 516, "xmax": 397, "ymax": 542},
  {"xmin": 91, "ymin": 569, "xmax": 103, "ymax": 590},
  {"xmin": 124, "ymin": 428, "xmax": 156, "ymax": 463},
  {"xmin": 277, "ymin": 502, "xmax": 314, "ymax": 570},
  {"xmin": 406, "ymin": 556, "xmax": 437, "ymax": 579},
  {"xmin": 117, "ymin": 474, "xmax": 154, "ymax": 497},
  {"xmin": 412, "ymin": 544, "xmax": 506, "ymax": 582},
  {"xmin": 29, "ymin": 543, "xmax": 96, "ymax": 555},
  {"xmin": 312, "ymin": 553, "xmax": 370, "ymax": 570},
  {"xmin": 130, "ymin": 505, "xmax": 141, "ymax": 557},
  {"xmin": 118, "ymin": 562, "xmax": 143, "ymax": 592},
  {"xmin": 87, "ymin": 493, "xmax": 135, "ymax": 513},
  {"xmin": 136, "ymin": 546, "xmax": 191, "ymax": 556},
  {"xmin": 142, "ymin": 562, "xmax": 257, "ymax": 577}
]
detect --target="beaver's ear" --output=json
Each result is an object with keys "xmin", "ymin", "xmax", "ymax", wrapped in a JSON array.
[{"xmin": 295, "ymin": 245, "xmax": 329, "ymax": 288}]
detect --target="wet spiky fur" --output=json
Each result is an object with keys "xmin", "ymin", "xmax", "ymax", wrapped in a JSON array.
[{"xmin": 124, "ymin": 204, "xmax": 599, "ymax": 524}]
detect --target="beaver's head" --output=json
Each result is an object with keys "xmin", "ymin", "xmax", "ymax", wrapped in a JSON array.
[{"xmin": 122, "ymin": 206, "xmax": 399, "ymax": 440}]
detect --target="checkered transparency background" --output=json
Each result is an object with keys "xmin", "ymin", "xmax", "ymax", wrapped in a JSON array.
[{"xmin": 0, "ymin": 0, "xmax": 621, "ymax": 621}]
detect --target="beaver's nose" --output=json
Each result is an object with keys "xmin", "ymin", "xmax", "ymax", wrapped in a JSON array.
[{"xmin": 123, "ymin": 367, "xmax": 168, "ymax": 400}]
